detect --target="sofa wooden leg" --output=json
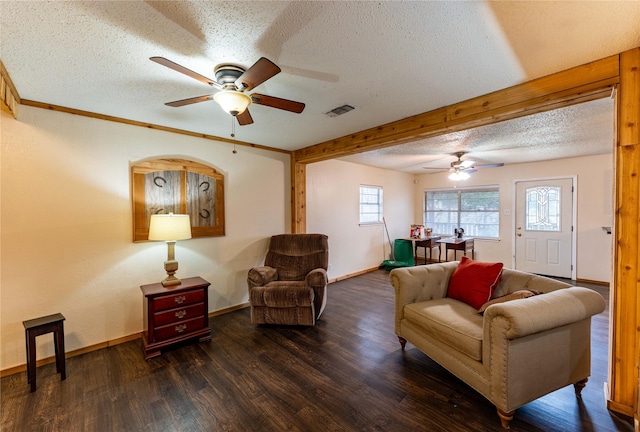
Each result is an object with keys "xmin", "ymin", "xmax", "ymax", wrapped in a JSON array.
[
  {"xmin": 398, "ymin": 336, "xmax": 407, "ymax": 350},
  {"xmin": 497, "ymin": 409, "xmax": 515, "ymax": 429},
  {"xmin": 574, "ymin": 378, "xmax": 588, "ymax": 398}
]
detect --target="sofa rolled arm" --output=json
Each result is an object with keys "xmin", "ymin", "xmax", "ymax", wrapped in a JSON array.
[
  {"xmin": 305, "ymin": 268, "xmax": 328, "ymax": 288},
  {"xmin": 483, "ymin": 287, "xmax": 605, "ymax": 339},
  {"xmin": 247, "ymin": 266, "xmax": 278, "ymax": 288}
]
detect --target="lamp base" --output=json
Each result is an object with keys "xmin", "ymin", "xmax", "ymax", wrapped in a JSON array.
[
  {"xmin": 161, "ymin": 259, "xmax": 181, "ymax": 286},
  {"xmin": 161, "ymin": 275, "xmax": 182, "ymax": 287}
]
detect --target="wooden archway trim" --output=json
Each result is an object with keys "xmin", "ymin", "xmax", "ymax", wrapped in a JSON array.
[{"xmin": 610, "ymin": 47, "xmax": 640, "ymax": 417}]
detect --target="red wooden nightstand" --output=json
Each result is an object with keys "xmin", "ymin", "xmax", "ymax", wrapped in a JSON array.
[{"xmin": 140, "ymin": 277, "xmax": 211, "ymax": 360}]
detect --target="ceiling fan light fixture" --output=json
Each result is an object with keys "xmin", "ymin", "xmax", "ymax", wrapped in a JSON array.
[
  {"xmin": 213, "ymin": 90, "xmax": 252, "ymax": 116},
  {"xmin": 448, "ymin": 170, "xmax": 470, "ymax": 181}
]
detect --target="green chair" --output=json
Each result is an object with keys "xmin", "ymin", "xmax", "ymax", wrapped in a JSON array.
[{"xmin": 383, "ymin": 239, "xmax": 415, "ymax": 271}]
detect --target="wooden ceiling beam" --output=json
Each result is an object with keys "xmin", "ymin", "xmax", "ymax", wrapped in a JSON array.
[{"xmin": 293, "ymin": 55, "xmax": 619, "ymax": 164}]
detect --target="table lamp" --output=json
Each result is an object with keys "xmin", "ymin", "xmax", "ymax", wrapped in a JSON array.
[{"xmin": 148, "ymin": 213, "xmax": 192, "ymax": 286}]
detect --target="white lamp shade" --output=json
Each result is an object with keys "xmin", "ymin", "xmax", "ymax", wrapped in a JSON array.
[
  {"xmin": 448, "ymin": 171, "xmax": 470, "ymax": 181},
  {"xmin": 148, "ymin": 214, "xmax": 192, "ymax": 241},
  {"xmin": 213, "ymin": 90, "xmax": 252, "ymax": 115}
]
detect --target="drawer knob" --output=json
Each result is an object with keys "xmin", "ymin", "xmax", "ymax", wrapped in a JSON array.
[
  {"xmin": 175, "ymin": 324, "xmax": 187, "ymax": 333},
  {"xmin": 174, "ymin": 295, "xmax": 186, "ymax": 304},
  {"xmin": 175, "ymin": 310, "xmax": 187, "ymax": 319}
]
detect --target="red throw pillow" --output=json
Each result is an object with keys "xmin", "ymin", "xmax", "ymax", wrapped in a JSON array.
[{"xmin": 447, "ymin": 256, "xmax": 504, "ymax": 310}]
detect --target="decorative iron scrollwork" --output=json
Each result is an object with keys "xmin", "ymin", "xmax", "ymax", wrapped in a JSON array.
[{"xmin": 153, "ymin": 176, "xmax": 166, "ymax": 188}]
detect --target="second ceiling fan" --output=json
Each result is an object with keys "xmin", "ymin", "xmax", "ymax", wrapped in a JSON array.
[
  {"xmin": 423, "ymin": 152, "xmax": 504, "ymax": 180},
  {"xmin": 151, "ymin": 56, "xmax": 305, "ymax": 125}
]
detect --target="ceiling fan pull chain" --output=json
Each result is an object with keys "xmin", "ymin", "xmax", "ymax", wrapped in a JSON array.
[{"xmin": 231, "ymin": 117, "xmax": 237, "ymax": 154}]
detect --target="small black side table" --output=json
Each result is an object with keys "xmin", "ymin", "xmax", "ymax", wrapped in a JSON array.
[{"xmin": 22, "ymin": 313, "xmax": 66, "ymax": 392}]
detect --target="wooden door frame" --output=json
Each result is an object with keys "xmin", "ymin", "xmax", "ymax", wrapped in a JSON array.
[
  {"xmin": 292, "ymin": 48, "xmax": 640, "ymax": 418},
  {"xmin": 511, "ymin": 176, "xmax": 577, "ymax": 280}
]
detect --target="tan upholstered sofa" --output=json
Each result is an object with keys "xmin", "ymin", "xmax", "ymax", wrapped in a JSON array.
[{"xmin": 390, "ymin": 261, "xmax": 605, "ymax": 429}]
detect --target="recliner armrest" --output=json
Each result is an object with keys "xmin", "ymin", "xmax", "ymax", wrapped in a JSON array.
[
  {"xmin": 248, "ymin": 266, "xmax": 278, "ymax": 288},
  {"xmin": 483, "ymin": 286, "xmax": 605, "ymax": 339},
  {"xmin": 305, "ymin": 268, "xmax": 328, "ymax": 288}
]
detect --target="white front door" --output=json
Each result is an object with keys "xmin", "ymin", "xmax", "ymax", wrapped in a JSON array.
[{"xmin": 514, "ymin": 178, "xmax": 574, "ymax": 278}]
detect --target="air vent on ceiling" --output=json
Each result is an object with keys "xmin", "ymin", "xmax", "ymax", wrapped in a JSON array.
[{"xmin": 325, "ymin": 104, "xmax": 355, "ymax": 117}]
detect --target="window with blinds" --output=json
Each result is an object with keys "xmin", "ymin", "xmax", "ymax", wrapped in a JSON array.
[{"xmin": 424, "ymin": 186, "xmax": 500, "ymax": 238}]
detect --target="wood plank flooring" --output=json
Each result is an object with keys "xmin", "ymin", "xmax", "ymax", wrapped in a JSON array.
[{"xmin": 1, "ymin": 270, "xmax": 634, "ymax": 431}]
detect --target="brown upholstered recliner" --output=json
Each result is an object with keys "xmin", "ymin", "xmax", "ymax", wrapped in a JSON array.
[{"xmin": 248, "ymin": 234, "xmax": 329, "ymax": 325}]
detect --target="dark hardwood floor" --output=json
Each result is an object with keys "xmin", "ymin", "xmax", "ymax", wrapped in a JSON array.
[{"xmin": 1, "ymin": 270, "xmax": 634, "ymax": 431}]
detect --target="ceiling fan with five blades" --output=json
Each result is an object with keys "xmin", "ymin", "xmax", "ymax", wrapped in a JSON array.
[
  {"xmin": 423, "ymin": 152, "xmax": 504, "ymax": 180},
  {"xmin": 150, "ymin": 56, "xmax": 305, "ymax": 126}
]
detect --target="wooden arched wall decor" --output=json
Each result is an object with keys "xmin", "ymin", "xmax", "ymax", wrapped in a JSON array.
[{"xmin": 131, "ymin": 158, "xmax": 225, "ymax": 241}]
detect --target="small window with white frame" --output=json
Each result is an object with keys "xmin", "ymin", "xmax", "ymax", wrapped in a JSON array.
[{"xmin": 359, "ymin": 185, "xmax": 383, "ymax": 225}]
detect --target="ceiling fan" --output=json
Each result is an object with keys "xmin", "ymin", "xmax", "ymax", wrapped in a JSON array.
[
  {"xmin": 423, "ymin": 152, "xmax": 504, "ymax": 180},
  {"xmin": 150, "ymin": 56, "xmax": 305, "ymax": 126}
]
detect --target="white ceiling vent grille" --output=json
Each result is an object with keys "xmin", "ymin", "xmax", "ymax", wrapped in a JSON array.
[{"xmin": 325, "ymin": 104, "xmax": 355, "ymax": 117}]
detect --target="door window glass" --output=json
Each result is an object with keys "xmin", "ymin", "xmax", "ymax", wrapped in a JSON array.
[{"xmin": 525, "ymin": 186, "xmax": 561, "ymax": 231}]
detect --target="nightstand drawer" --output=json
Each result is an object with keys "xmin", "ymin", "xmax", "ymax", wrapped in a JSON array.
[
  {"xmin": 153, "ymin": 316, "xmax": 206, "ymax": 341},
  {"xmin": 154, "ymin": 302, "xmax": 205, "ymax": 327},
  {"xmin": 154, "ymin": 289, "xmax": 204, "ymax": 311}
]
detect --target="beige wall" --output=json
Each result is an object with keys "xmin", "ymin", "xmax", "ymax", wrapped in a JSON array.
[
  {"xmin": 1, "ymin": 106, "xmax": 290, "ymax": 369},
  {"xmin": 415, "ymin": 154, "xmax": 613, "ymax": 283},
  {"xmin": 0, "ymin": 105, "xmax": 613, "ymax": 371},
  {"xmin": 306, "ymin": 160, "xmax": 417, "ymax": 278},
  {"xmin": 305, "ymin": 155, "xmax": 612, "ymax": 283}
]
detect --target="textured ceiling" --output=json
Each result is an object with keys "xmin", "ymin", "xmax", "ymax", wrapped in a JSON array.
[
  {"xmin": 1, "ymin": 1, "xmax": 639, "ymax": 171},
  {"xmin": 341, "ymin": 97, "xmax": 615, "ymax": 173}
]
